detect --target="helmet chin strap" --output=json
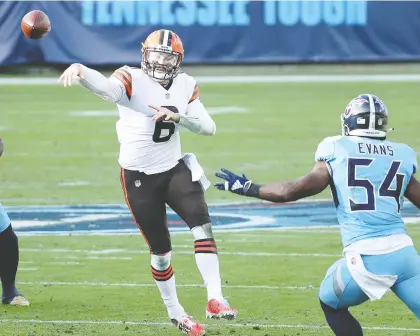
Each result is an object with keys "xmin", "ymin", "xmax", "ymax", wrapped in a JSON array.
[
  {"xmin": 342, "ymin": 124, "xmax": 350, "ymax": 136},
  {"xmin": 155, "ymin": 77, "xmax": 170, "ymax": 86},
  {"xmin": 148, "ymin": 67, "xmax": 171, "ymax": 85},
  {"xmin": 341, "ymin": 114, "xmax": 349, "ymax": 136},
  {"xmin": 151, "ymin": 71, "xmax": 170, "ymax": 85}
]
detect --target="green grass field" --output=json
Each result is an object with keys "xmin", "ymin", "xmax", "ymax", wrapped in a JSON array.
[
  {"xmin": 2, "ymin": 80, "xmax": 420, "ymax": 205},
  {"xmin": 1, "ymin": 76, "xmax": 420, "ymax": 335}
]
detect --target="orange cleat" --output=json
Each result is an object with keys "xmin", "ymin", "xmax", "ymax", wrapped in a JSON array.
[
  {"xmin": 206, "ymin": 298, "xmax": 237, "ymax": 320},
  {"xmin": 171, "ymin": 315, "xmax": 206, "ymax": 335}
]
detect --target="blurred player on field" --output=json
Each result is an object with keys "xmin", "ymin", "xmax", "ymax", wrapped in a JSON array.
[
  {"xmin": 215, "ymin": 94, "xmax": 420, "ymax": 335},
  {"xmin": 0, "ymin": 139, "xmax": 30, "ymax": 307},
  {"xmin": 59, "ymin": 29, "xmax": 236, "ymax": 335}
]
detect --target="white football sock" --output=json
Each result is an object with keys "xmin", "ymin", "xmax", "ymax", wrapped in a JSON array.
[
  {"xmin": 192, "ymin": 224, "xmax": 224, "ymax": 302},
  {"xmin": 151, "ymin": 252, "xmax": 185, "ymax": 319}
]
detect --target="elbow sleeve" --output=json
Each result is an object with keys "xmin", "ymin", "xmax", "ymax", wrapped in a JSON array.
[{"xmin": 179, "ymin": 115, "xmax": 216, "ymax": 135}]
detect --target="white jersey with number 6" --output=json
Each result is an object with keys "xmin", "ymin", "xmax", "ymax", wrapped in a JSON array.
[{"xmin": 78, "ymin": 65, "xmax": 216, "ymax": 175}]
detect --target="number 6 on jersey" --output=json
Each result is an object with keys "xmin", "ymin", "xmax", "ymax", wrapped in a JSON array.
[{"xmin": 152, "ymin": 106, "xmax": 179, "ymax": 143}]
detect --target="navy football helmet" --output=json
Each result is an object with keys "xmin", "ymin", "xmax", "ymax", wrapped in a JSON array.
[{"xmin": 341, "ymin": 94, "xmax": 389, "ymax": 138}]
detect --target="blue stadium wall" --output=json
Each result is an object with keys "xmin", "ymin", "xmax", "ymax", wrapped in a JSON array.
[{"xmin": 1, "ymin": 1, "xmax": 420, "ymax": 66}]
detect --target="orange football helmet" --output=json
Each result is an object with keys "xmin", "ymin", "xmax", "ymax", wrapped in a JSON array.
[{"xmin": 141, "ymin": 29, "xmax": 184, "ymax": 82}]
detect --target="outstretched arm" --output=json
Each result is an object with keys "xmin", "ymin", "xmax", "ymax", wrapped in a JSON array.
[
  {"xmin": 59, "ymin": 63, "xmax": 126, "ymax": 103},
  {"xmin": 255, "ymin": 162, "xmax": 331, "ymax": 202},
  {"xmin": 215, "ymin": 162, "xmax": 330, "ymax": 203}
]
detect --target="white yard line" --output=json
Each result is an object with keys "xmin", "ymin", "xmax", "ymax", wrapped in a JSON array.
[
  {"xmin": 212, "ymin": 234, "xmax": 339, "ymax": 243},
  {"xmin": 3, "ymin": 74, "xmax": 420, "ymax": 85},
  {"xmin": 16, "ymin": 281, "xmax": 315, "ymax": 290},
  {"xmin": 69, "ymin": 106, "xmax": 248, "ymax": 117},
  {"xmin": 0, "ymin": 318, "xmax": 418, "ymax": 332},
  {"xmin": 53, "ymin": 256, "xmax": 133, "ymax": 260},
  {"xmin": 20, "ymin": 261, "xmax": 82, "ymax": 265},
  {"xmin": 20, "ymin": 248, "xmax": 340, "ymax": 258}
]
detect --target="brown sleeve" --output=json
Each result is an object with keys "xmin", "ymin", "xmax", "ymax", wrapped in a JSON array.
[{"xmin": 188, "ymin": 83, "xmax": 199, "ymax": 104}]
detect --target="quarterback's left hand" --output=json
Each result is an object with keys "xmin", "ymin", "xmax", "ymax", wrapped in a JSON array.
[
  {"xmin": 150, "ymin": 105, "xmax": 180, "ymax": 123},
  {"xmin": 215, "ymin": 168, "xmax": 252, "ymax": 196}
]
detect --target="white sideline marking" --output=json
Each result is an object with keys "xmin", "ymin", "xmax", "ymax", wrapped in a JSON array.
[
  {"xmin": 9, "ymin": 152, "xmax": 117, "ymax": 158},
  {"xmin": 20, "ymin": 261, "xmax": 82, "ymax": 265},
  {"xmin": 57, "ymin": 181, "xmax": 92, "ymax": 187},
  {"xmin": 20, "ymin": 248, "xmax": 340, "ymax": 258},
  {"xmin": 231, "ymin": 252, "xmax": 339, "ymax": 257},
  {"xmin": 3, "ymin": 74, "xmax": 420, "ymax": 85},
  {"xmin": 18, "ymin": 268, "xmax": 37, "ymax": 271},
  {"xmin": 0, "ymin": 319, "xmax": 419, "ymax": 332},
  {"xmin": 208, "ymin": 106, "xmax": 248, "ymax": 115},
  {"xmin": 69, "ymin": 106, "xmax": 248, "ymax": 117},
  {"xmin": 17, "ymin": 281, "xmax": 315, "ymax": 290},
  {"xmin": 232, "ymin": 229, "xmax": 340, "ymax": 236},
  {"xmin": 53, "ymin": 256, "xmax": 133, "ymax": 260},
  {"xmin": 70, "ymin": 110, "xmax": 117, "ymax": 117}
]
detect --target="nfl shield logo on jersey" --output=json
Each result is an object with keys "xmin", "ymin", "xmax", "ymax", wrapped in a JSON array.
[
  {"xmin": 165, "ymin": 92, "xmax": 170, "ymax": 99},
  {"xmin": 134, "ymin": 180, "xmax": 141, "ymax": 187}
]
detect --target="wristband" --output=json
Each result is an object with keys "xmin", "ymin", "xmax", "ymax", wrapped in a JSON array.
[{"xmin": 244, "ymin": 182, "xmax": 261, "ymax": 198}]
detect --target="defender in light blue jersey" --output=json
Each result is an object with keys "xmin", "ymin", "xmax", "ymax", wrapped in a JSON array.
[
  {"xmin": 0, "ymin": 138, "xmax": 30, "ymax": 306},
  {"xmin": 214, "ymin": 94, "xmax": 420, "ymax": 335},
  {"xmin": 317, "ymin": 135, "xmax": 416, "ymax": 247}
]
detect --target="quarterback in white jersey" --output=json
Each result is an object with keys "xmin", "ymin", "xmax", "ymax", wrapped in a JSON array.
[
  {"xmin": 113, "ymin": 66, "xmax": 211, "ymax": 174},
  {"xmin": 59, "ymin": 29, "xmax": 236, "ymax": 336}
]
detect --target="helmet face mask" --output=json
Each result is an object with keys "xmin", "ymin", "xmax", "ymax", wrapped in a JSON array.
[
  {"xmin": 341, "ymin": 94, "xmax": 389, "ymax": 139},
  {"xmin": 141, "ymin": 30, "xmax": 184, "ymax": 83},
  {"xmin": 142, "ymin": 49, "xmax": 182, "ymax": 82}
]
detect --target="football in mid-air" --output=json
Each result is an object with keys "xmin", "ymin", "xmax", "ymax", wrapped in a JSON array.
[{"xmin": 21, "ymin": 10, "xmax": 51, "ymax": 40}]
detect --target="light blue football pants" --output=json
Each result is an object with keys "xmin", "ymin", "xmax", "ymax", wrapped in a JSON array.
[{"xmin": 319, "ymin": 246, "xmax": 420, "ymax": 318}]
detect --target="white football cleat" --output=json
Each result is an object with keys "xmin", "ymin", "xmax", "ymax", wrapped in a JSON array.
[{"xmin": 4, "ymin": 295, "xmax": 30, "ymax": 307}]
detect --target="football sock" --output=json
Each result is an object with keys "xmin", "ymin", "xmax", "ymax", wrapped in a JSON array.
[
  {"xmin": 192, "ymin": 224, "xmax": 223, "ymax": 302},
  {"xmin": 0, "ymin": 224, "xmax": 20, "ymax": 301},
  {"xmin": 151, "ymin": 252, "xmax": 185, "ymax": 319},
  {"xmin": 320, "ymin": 300, "xmax": 363, "ymax": 336}
]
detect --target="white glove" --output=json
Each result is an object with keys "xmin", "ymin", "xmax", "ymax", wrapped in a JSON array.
[{"xmin": 58, "ymin": 63, "xmax": 85, "ymax": 87}]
